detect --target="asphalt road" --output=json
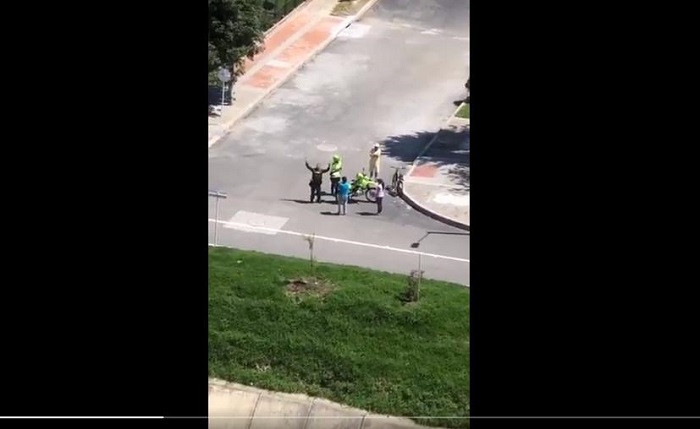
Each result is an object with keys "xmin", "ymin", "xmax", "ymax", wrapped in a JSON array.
[{"xmin": 208, "ymin": 0, "xmax": 470, "ymax": 285}]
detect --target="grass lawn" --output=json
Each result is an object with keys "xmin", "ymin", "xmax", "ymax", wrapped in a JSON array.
[
  {"xmin": 456, "ymin": 103, "xmax": 470, "ymax": 119},
  {"xmin": 332, "ymin": 0, "xmax": 375, "ymax": 17},
  {"xmin": 209, "ymin": 246, "xmax": 470, "ymax": 428}
]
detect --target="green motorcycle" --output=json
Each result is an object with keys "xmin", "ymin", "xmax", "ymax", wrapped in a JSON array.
[{"xmin": 350, "ymin": 169, "xmax": 378, "ymax": 203}]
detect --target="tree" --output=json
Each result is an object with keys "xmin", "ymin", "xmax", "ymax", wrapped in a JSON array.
[{"xmin": 208, "ymin": 0, "xmax": 268, "ymax": 78}]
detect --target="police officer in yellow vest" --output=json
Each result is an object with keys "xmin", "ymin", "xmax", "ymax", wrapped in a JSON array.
[{"xmin": 329, "ymin": 154, "xmax": 343, "ymax": 195}]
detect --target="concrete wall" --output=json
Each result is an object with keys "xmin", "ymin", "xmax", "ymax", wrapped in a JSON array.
[{"xmin": 209, "ymin": 379, "xmax": 446, "ymax": 429}]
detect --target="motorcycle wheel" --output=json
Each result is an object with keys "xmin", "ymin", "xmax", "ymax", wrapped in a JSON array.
[{"xmin": 365, "ymin": 187, "xmax": 377, "ymax": 203}]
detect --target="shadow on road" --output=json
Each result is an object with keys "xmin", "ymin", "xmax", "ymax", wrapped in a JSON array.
[
  {"xmin": 446, "ymin": 164, "xmax": 470, "ymax": 191},
  {"xmin": 280, "ymin": 198, "xmax": 314, "ymax": 204},
  {"xmin": 380, "ymin": 131, "xmax": 435, "ymax": 163},
  {"xmin": 280, "ymin": 198, "xmax": 338, "ymax": 205},
  {"xmin": 357, "ymin": 211, "xmax": 378, "ymax": 216},
  {"xmin": 380, "ymin": 127, "xmax": 470, "ymax": 190}
]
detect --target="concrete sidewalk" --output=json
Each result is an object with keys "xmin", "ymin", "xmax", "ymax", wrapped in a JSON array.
[
  {"xmin": 401, "ymin": 106, "xmax": 470, "ymax": 230},
  {"xmin": 209, "ymin": 378, "xmax": 447, "ymax": 429},
  {"xmin": 208, "ymin": 0, "xmax": 380, "ymax": 148}
]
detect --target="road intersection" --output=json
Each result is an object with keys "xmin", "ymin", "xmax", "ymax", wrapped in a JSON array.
[{"xmin": 208, "ymin": 0, "xmax": 470, "ymax": 286}]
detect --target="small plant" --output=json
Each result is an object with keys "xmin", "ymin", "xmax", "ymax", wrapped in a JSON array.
[
  {"xmin": 400, "ymin": 269, "xmax": 423, "ymax": 303},
  {"xmin": 302, "ymin": 233, "xmax": 316, "ymax": 274}
]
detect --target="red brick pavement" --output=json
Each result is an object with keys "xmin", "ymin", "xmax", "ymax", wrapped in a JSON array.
[
  {"xmin": 410, "ymin": 163, "xmax": 439, "ymax": 178},
  {"xmin": 243, "ymin": 16, "xmax": 344, "ymax": 90},
  {"xmin": 242, "ymin": 8, "xmax": 314, "ymax": 74}
]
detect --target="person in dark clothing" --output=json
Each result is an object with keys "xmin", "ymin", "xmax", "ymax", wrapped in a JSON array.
[
  {"xmin": 305, "ymin": 160, "xmax": 330, "ymax": 203},
  {"xmin": 465, "ymin": 77, "xmax": 470, "ymax": 103}
]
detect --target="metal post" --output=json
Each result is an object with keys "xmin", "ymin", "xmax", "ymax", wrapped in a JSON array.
[
  {"xmin": 221, "ymin": 81, "xmax": 226, "ymax": 110},
  {"xmin": 209, "ymin": 190, "xmax": 228, "ymax": 247},
  {"xmin": 231, "ymin": 64, "xmax": 235, "ymax": 102},
  {"xmin": 217, "ymin": 68, "xmax": 231, "ymax": 113},
  {"xmin": 214, "ymin": 196, "xmax": 220, "ymax": 246},
  {"xmin": 418, "ymin": 253, "xmax": 422, "ymax": 300}
]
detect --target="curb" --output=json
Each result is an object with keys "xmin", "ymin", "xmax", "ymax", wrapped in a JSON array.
[
  {"xmin": 400, "ymin": 103, "xmax": 470, "ymax": 231},
  {"xmin": 353, "ymin": 0, "xmax": 383, "ymax": 21},
  {"xmin": 401, "ymin": 189, "xmax": 470, "ymax": 231},
  {"xmin": 208, "ymin": 0, "xmax": 382, "ymax": 148},
  {"xmin": 209, "ymin": 378, "xmax": 445, "ymax": 428}
]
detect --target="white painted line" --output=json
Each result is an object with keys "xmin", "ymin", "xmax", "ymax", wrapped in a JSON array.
[
  {"xmin": 337, "ymin": 23, "xmax": 371, "ymax": 39},
  {"xmin": 316, "ymin": 143, "xmax": 338, "ymax": 152},
  {"xmin": 225, "ymin": 211, "xmax": 289, "ymax": 235},
  {"xmin": 208, "ymin": 219, "xmax": 469, "ymax": 264},
  {"xmin": 332, "ymin": 17, "xmax": 354, "ymax": 38}
]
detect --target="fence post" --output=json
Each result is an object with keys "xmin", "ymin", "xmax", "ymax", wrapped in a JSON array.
[{"xmin": 209, "ymin": 190, "xmax": 228, "ymax": 246}]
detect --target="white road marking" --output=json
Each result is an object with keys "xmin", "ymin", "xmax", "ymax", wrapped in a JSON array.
[
  {"xmin": 332, "ymin": 19, "xmax": 351, "ymax": 37},
  {"xmin": 209, "ymin": 218, "xmax": 469, "ymax": 264},
  {"xmin": 224, "ymin": 211, "xmax": 289, "ymax": 235},
  {"xmin": 316, "ymin": 143, "xmax": 338, "ymax": 152},
  {"xmin": 337, "ymin": 23, "xmax": 371, "ymax": 39}
]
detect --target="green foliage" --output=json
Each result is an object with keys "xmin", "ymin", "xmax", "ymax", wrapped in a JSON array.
[
  {"xmin": 401, "ymin": 269, "xmax": 423, "ymax": 303},
  {"xmin": 456, "ymin": 103, "xmax": 470, "ymax": 119},
  {"xmin": 208, "ymin": 0, "xmax": 268, "ymax": 75}
]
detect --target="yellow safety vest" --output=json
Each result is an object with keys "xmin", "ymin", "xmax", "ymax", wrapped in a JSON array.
[{"xmin": 330, "ymin": 160, "xmax": 342, "ymax": 178}]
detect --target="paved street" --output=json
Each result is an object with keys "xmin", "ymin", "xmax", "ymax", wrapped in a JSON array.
[{"xmin": 208, "ymin": 0, "xmax": 470, "ymax": 286}]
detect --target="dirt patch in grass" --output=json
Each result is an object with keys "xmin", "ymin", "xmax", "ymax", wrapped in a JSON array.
[{"xmin": 285, "ymin": 277, "xmax": 335, "ymax": 301}]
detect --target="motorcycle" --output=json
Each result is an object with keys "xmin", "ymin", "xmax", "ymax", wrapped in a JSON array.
[{"xmin": 350, "ymin": 169, "xmax": 378, "ymax": 203}]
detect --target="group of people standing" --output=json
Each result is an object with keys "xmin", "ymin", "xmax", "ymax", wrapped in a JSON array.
[{"xmin": 304, "ymin": 144, "xmax": 385, "ymax": 216}]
